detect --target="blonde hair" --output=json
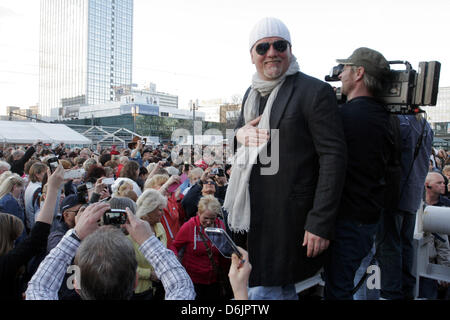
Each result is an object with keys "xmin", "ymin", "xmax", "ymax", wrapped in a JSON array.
[
  {"xmin": 197, "ymin": 195, "xmax": 222, "ymax": 216},
  {"xmin": 121, "ymin": 190, "xmax": 138, "ymax": 202},
  {"xmin": 144, "ymin": 174, "xmax": 169, "ymax": 190},
  {"xmin": 0, "ymin": 174, "xmax": 24, "ymax": 199},
  {"xmin": 189, "ymin": 167, "xmax": 204, "ymax": 180},
  {"xmin": 0, "ymin": 212, "xmax": 24, "ymax": 256},
  {"xmin": 0, "ymin": 171, "xmax": 13, "ymax": 187},
  {"xmin": 113, "ymin": 181, "xmax": 133, "ymax": 198},
  {"xmin": 442, "ymin": 165, "xmax": 450, "ymax": 175},
  {"xmin": 136, "ymin": 189, "xmax": 167, "ymax": 219},
  {"xmin": 146, "ymin": 162, "xmax": 157, "ymax": 173}
]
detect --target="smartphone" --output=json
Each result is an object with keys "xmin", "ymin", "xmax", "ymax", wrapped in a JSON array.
[
  {"xmin": 102, "ymin": 177, "xmax": 115, "ymax": 185},
  {"xmin": 64, "ymin": 169, "xmax": 85, "ymax": 180},
  {"xmin": 47, "ymin": 157, "xmax": 59, "ymax": 173},
  {"xmin": 205, "ymin": 227, "xmax": 242, "ymax": 259}
]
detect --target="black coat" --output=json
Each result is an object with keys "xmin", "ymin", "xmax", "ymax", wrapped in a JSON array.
[
  {"xmin": 0, "ymin": 222, "xmax": 50, "ymax": 299},
  {"xmin": 10, "ymin": 146, "xmax": 35, "ymax": 177},
  {"xmin": 234, "ymin": 72, "xmax": 347, "ymax": 287}
]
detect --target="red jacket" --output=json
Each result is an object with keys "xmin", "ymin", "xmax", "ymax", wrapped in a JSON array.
[
  {"xmin": 161, "ymin": 193, "xmax": 185, "ymax": 248},
  {"xmin": 116, "ymin": 163, "xmax": 124, "ymax": 177},
  {"xmin": 169, "ymin": 216, "xmax": 229, "ymax": 285}
]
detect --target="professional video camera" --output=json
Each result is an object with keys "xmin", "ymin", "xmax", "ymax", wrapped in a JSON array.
[{"xmin": 325, "ymin": 60, "xmax": 441, "ymax": 114}]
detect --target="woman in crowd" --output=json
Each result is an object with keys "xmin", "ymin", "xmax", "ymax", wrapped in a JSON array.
[
  {"xmin": 129, "ymin": 190, "xmax": 168, "ymax": 299},
  {"xmin": 84, "ymin": 165, "xmax": 106, "ymax": 185},
  {"xmin": 24, "ymin": 162, "xmax": 47, "ymax": 232},
  {"xmin": 0, "ymin": 171, "xmax": 13, "ymax": 186},
  {"xmin": 115, "ymin": 160, "xmax": 142, "ymax": 196},
  {"xmin": 169, "ymin": 195, "xmax": 230, "ymax": 300},
  {"xmin": 180, "ymin": 167, "xmax": 204, "ymax": 196},
  {"xmin": 145, "ymin": 174, "xmax": 184, "ymax": 247},
  {"xmin": 181, "ymin": 172, "xmax": 221, "ymax": 220},
  {"xmin": 0, "ymin": 174, "xmax": 27, "ymax": 244},
  {"xmin": 0, "ymin": 165, "xmax": 64, "ymax": 299}
]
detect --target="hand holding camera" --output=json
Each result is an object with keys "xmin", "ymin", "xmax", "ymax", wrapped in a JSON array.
[
  {"xmin": 103, "ymin": 209, "xmax": 127, "ymax": 226},
  {"xmin": 124, "ymin": 207, "xmax": 155, "ymax": 245},
  {"xmin": 74, "ymin": 202, "xmax": 110, "ymax": 241}
]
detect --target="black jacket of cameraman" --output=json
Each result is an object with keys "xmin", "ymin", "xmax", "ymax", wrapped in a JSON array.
[{"xmin": 337, "ymin": 96, "xmax": 400, "ymax": 223}]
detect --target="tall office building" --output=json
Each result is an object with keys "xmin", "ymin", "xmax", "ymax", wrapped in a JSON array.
[{"xmin": 39, "ymin": 0, "xmax": 133, "ymax": 117}]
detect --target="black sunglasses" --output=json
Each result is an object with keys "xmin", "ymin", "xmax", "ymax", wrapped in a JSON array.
[{"xmin": 255, "ymin": 40, "xmax": 289, "ymax": 56}]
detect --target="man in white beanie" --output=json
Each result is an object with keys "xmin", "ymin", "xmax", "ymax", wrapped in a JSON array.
[{"xmin": 223, "ymin": 17, "xmax": 347, "ymax": 299}]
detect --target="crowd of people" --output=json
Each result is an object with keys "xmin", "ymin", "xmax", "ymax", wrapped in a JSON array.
[
  {"xmin": 1, "ymin": 16, "xmax": 449, "ymax": 302},
  {"xmin": 0, "ymin": 140, "xmax": 250, "ymax": 300}
]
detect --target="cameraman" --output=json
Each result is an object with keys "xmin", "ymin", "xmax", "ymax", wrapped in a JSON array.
[{"xmin": 323, "ymin": 47, "xmax": 401, "ymax": 299}]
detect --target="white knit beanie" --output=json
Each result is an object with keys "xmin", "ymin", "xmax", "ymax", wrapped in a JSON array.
[{"xmin": 249, "ymin": 17, "xmax": 291, "ymax": 51}]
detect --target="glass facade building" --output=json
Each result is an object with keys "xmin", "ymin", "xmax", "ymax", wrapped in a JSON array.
[
  {"xmin": 424, "ymin": 87, "xmax": 450, "ymax": 124},
  {"xmin": 39, "ymin": 0, "xmax": 133, "ymax": 117},
  {"xmin": 61, "ymin": 115, "xmax": 226, "ymax": 142}
]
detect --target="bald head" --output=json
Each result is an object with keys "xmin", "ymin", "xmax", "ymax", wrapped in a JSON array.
[
  {"xmin": 426, "ymin": 172, "xmax": 444, "ymax": 184},
  {"xmin": 425, "ymin": 172, "xmax": 446, "ymax": 196}
]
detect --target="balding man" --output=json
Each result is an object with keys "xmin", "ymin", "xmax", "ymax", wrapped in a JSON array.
[
  {"xmin": 421, "ymin": 172, "xmax": 450, "ymax": 298},
  {"xmin": 425, "ymin": 172, "xmax": 450, "ymax": 207}
]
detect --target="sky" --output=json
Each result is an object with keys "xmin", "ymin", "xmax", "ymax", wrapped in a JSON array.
[{"xmin": 0, "ymin": 0, "xmax": 449, "ymax": 115}]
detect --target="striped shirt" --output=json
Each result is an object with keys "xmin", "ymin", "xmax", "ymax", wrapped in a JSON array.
[{"xmin": 26, "ymin": 230, "xmax": 195, "ymax": 300}]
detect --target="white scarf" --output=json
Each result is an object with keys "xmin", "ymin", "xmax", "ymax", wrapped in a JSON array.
[{"xmin": 224, "ymin": 56, "xmax": 300, "ymax": 233}]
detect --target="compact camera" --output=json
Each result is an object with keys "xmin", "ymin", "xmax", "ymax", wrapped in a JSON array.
[
  {"xmin": 103, "ymin": 209, "xmax": 127, "ymax": 226},
  {"xmin": 211, "ymin": 168, "xmax": 225, "ymax": 177},
  {"xmin": 76, "ymin": 183, "xmax": 93, "ymax": 204}
]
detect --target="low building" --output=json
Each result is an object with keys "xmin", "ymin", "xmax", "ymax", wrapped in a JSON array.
[{"xmin": 220, "ymin": 103, "xmax": 241, "ymax": 129}]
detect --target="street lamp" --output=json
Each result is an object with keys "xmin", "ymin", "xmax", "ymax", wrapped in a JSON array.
[
  {"xmin": 190, "ymin": 99, "xmax": 199, "ymax": 164},
  {"xmin": 191, "ymin": 99, "xmax": 199, "ymax": 145},
  {"xmin": 132, "ymin": 105, "xmax": 139, "ymax": 133}
]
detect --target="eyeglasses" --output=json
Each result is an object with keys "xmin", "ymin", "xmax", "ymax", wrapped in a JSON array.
[
  {"xmin": 255, "ymin": 40, "xmax": 289, "ymax": 56},
  {"xmin": 204, "ymin": 181, "xmax": 216, "ymax": 185}
]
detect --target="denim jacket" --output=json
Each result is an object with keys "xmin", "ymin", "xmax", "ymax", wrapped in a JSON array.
[{"xmin": 397, "ymin": 115, "xmax": 433, "ymax": 213}]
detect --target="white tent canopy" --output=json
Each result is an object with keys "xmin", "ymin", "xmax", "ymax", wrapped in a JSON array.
[{"xmin": 0, "ymin": 121, "xmax": 92, "ymax": 145}]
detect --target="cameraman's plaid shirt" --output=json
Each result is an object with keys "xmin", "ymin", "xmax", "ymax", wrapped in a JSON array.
[{"xmin": 26, "ymin": 230, "xmax": 195, "ymax": 300}]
